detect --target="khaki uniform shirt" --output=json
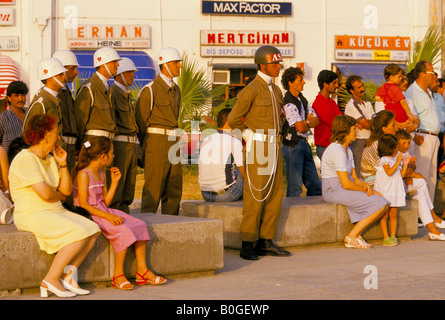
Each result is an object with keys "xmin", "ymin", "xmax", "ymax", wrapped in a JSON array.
[
  {"xmin": 111, "ymin": 83, "xmax": 138, "ymax": 136},
  {"xmin": 74, "ymin": 73, "xmax": 117, "ymax": 146},
  {"xmin": 228, "ymin": 75, "xmax": 283, "ymax": 134},
  {"xmin": 135, "ymin": 74, "xmax": 181, "ymax": 144},
  {"xmin": 58, "ymin": 85, "xmax": 78, "ymax": 138},
  {"xmin": 24, "ymin": 88, "xmax": 65, "ymax": 147}
]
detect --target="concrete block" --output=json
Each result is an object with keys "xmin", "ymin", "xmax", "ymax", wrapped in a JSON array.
[
  {"xmin": 180, "ymin": 196, "xmax": 338, "ymax": 249},
  {"xmin": 0, "ymin": 224, "xmax": 110, "ymax": 291},
  {"xmin": 121, "ymin": 213, "xmax": 224, "ymax": 276},
  {"xmin": 336, "ymin": 199, "xmax": 419, "ymax": 241},
  {"xmin": 0, "ymin": 213, "xmax": 224, "ymax": 291}
]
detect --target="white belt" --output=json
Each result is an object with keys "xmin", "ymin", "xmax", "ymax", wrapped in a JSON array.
[
  {"xmin": 62, "ymin": 136, "xmax": 77, "ymax": 145},
  {"xmin": 114, "ymin": 135, "xmax": 137, "ymax": 143},
  {"xmin": 85, "ymin": 130, "xmax": 115, "ymax": 139},
  {"xmin": 252, "ymin": 132, "xmax": 279, "ymax": 144},
  {"xmin": 147, "ymin": 127, "xmax": 177, "ymax": 137}
]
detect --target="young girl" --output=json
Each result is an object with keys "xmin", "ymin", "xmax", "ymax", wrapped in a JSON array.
[
  {"xmin": 375, "ymin": 64, "xmax": 414, "ymax": 125},
  {"xmin": 72, "ymin": 136, "xmax": 166, "ymax": 290},
  {"xmin": 374, "ymin": 134, "xmax": 410, "ymax": 247}
]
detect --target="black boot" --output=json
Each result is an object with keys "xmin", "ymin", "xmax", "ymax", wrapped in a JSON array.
[
  {"xmin": 255, "ymin": 239, "xmax": 291, "ymax": 257},
  {"xmin": 240, "ymin": 241, "xmax": 259, "ymax": 260}
]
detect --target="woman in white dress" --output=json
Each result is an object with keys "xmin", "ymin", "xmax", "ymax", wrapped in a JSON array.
[{"xmin": 321, "ymin": 115, "xmax": 390, "ymax": 249}]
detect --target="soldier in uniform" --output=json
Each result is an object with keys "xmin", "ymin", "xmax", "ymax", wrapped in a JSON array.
[
  {"xmin": 52, "ymin": 50, "xmax": 80, "ymax": 174},
  {"xmin": 135, "ymin": 47, "xmax": 182, "ymax": 215},
  {"xmin": 23, "ymin": 58, "xmax": 67, "ymax": 147},
  {"xmin": 74, "ymin": 47, "xmax": 121, "ymax": 149},
  {"xmin": 227, "ymin": 45, "xmax": 291, "ymax": 260},
  {"xmin": 110, "ymin": 57, "xmax": 139, "ymax": 213}
]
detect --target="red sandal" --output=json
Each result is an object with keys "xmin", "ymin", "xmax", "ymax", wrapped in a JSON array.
[
  {"xmin": 112, "ymin": 274, "xmax": 134, "ymax": 290},
  {"xmin": 135, "ymin": 269, "xmax": 167, "ymax": 286}
]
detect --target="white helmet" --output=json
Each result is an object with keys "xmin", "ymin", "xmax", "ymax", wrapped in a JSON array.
[
  {"xmin": 158, "ymin": 47, "xmax": 182, "ymax": 65},
  {"xmin": 93, "ymin": 47, "xmax": 122, "ymax": 68},
  {"xmin": 37, "ymin": 58, "xmax": 67, "ymax": 81},
  {"xmin": 52, "ymin": 50, "xmax": 79, "ymax": 66},
  {"xmin": 116, "ymin": 57, "xmax": 138, "ymax": 75}
]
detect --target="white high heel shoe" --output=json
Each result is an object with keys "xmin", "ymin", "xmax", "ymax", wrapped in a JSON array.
[
  {"xmin": 40, "ymin": 280, "xmax": 77, "ymax": 298},
  {"xmin": 60, "ymin": 278, "xmax": 90, "ymax": 295},
  {"xmin": 428, "ymin": 233, "xmax": 445, "ymax": 241},
  {"xmin": 435, "ymin": 220, "xmax": 445, "ymax": 229}
]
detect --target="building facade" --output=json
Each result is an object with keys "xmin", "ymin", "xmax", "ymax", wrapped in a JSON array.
[{"xmin": 0, "ymin": 0, "xmax": 440, "ymax": 107}]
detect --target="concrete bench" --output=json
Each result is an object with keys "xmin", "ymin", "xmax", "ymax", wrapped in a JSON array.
[
  {"xmin": 433, "ymin": 180, "xmax": 445, "ymax": 215},
  {"xmin": 180, "ymin": 197, "xmax": 419, "ymax": 249},
  {"xmin": 0, "ymin": 213, "xmax": 224, "ymax": 291}
]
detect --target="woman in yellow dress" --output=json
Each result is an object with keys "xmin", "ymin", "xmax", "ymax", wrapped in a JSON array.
[{"xmin": 9, "ymin": 114, "xmax": 101, "ymax": 298}]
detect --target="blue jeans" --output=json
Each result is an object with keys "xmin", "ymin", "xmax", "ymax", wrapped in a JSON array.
[
  {"xmin": 201, "ymin": 172, "xmax": 244, "ymax": 202},
  {"xmin": 282, "ymin": 140, "xmax": 322, "ymax": 197}
]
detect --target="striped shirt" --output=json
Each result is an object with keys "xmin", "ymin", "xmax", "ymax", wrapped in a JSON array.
[{"xmin": 0, "ymin": 108, "xmax": 24, "ymax": 153}]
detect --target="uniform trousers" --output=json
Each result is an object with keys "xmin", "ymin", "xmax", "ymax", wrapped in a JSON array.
[
  {"xmin": 141, "ymin": 133, "xmax": 182, "ymax": 215},
  {"xmin": 109, "ymin": 140, "xmax": 137, "ymax": 214},
  {"xmin": 241, "ymin": 140, "xmax": 283, "ymax": 242}
]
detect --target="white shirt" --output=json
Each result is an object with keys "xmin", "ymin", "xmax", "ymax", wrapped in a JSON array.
[
  {"xmin": 198, "ymin": 132, "xmax": 244, "ymax": 191},
  {"xmin": 43, "ymin": 86, "xmax": 59, "ymax": 99},
  {"xmin": 96, "ymin": 72, "xmax": 110, "ymax": 91},
  {"xmin": 320, "ymin": 142, "xmax": 354, "ymax": 179},
  {"xmin": 344, "ymin": 97, "xmax": 375, "ymax": 140},
  {"xmin": 160, "ymin": 72, "xmax": 173, "ymax": 88}
]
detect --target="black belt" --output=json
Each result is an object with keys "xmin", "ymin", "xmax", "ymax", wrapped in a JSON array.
[
  {"xmin": 416, "ymin": 130, "xmax": 439, "ymax": 137},
  {"xmin": 206, "ymin": 187, "xmax": 229, "ymax": 196}
]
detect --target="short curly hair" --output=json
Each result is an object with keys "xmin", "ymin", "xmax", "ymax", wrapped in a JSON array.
[
  {"xmin": 24, "ymin": 114, "xmax": 57, "ymax": 146},
  {"xmin": 281, "ymin": 67, "xmax": 305, "ymax": 91}
]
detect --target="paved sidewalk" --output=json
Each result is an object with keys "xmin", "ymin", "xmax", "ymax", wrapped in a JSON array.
[{"xmin": 3, "ymin": 227, "xmax": 445, "ymax": 302}]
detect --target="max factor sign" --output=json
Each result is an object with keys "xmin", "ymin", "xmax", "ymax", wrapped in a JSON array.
[{"xmin": 202, "ymin": 1, "xmax": 292, "ymax": 16}]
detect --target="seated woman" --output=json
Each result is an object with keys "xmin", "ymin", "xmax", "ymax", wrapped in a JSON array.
[
  {"xmin": 9, "ymin": 114, "xmax": 101, "ymax": 298},
  {"xmin": 321, "ymin": 114, "xmax": 390, "ymax": 249},
  {"xmin": 361, "ymin": 110, "xmax": 445, "ymax": 240}
]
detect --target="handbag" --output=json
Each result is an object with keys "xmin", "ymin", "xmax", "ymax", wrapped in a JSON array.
[
  {"xmin": 281, "ymin": 120, "xmax": 300, "ymax": 147},
  {"xmin": 0, "ymin": 191, "xmax": 14, "ymax": 224},
  {"xmin": 62, "ymin": 201, "xmax": 92, "ymax": 220}
]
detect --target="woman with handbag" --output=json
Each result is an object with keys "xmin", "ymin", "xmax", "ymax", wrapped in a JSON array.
[{"xmin": 9, "ymin": 114, "xmax": 101, "ymax": 298}]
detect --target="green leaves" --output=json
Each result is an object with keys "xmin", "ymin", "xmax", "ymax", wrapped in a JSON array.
[{"xmin": 406, "ymin": 24, "xmax": 445, "ymax": 72}]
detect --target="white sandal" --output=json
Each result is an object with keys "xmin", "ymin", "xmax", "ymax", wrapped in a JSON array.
[
  {"xmin": 428, "ymin": 233, "xmax": 445, "ymax": 241},
  {"xmin": 0, "ymin": 205, "xmax": 13, "ymax": 224},
  {"xmin": 344, "ymin": 236, "xmax": 371, "ymax": 249}
]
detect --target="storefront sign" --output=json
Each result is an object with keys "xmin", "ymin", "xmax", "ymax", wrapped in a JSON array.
[
  {"xmin": 202, "ymin": 1, "xmax": 292, "ymax": 16},
  {"xmin": 67, "ymin": 25, "xmax": 150, "ymax": 49},
  {"xmin": 0, "ymin": 7, "xmax": 14, "ymax": 25},
  {"xmin": 0, "ymin": 36, "xmax": 19, "ymax": 51},
  {"xmin": 201, "ymin": 30, "xmax": 294, "ymax": 57},
  {"xmin": 335, "ymin": 35, "xmax": 410, "ymax": 61},
  {"xmin": 0, "ymin": 0, "xmax": 14, "ymax": 4}
]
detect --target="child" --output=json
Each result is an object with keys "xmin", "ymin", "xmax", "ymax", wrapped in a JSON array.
[
  {"xmin": 395, "ymin": 129, "xmax": 421, "ymax": 198},
  {"xmin": 72, "ymin": 137, "xmax": 166, "ymax": 290},
  {"xmin": 374, "ymin": 134, "xmax": 410, "ymax": 246},
  {"xmin": 396, "ymin": 130, "xmax": 445, "ymax": 240},
  {"xmin": 375, "ymin": 64, "xmax": 414, "ymax": 126}
]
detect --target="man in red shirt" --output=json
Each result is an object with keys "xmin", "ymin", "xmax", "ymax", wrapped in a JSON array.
[{"xmin": 312, "ymin": 70, "xmax": 342, "ymax": 161}]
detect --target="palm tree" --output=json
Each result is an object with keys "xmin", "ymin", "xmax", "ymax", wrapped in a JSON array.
[
  {"xmin": 177, "ymin": 53, "xmax": 227, "ymax": 131},
  {"xmin": 406, "ymin": 24, "xmax": 445, "ymax": 72}
]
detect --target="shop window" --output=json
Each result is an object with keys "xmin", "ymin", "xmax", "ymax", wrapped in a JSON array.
[{"xmin": 213, "ymin": 66, "xmax": 257, "ymax": 102}]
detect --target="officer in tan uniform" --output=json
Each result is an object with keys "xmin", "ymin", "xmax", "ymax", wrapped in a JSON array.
[
  {"xmin": 52, "ymin": 50, "xmax": 80, "ymax": 174},
  {"xmin": 135, "ymin": 47, "xmax": 182, "ymax": 215},
  {"xmin": 74, "ymin": 47, "xmax": 121, "ymax": 149},
  {"xmin": 228, "ymin": 45, "xmax": 291, "ymax": 260},
  {"xmin": 23, "ymin": 58, "xmax": 67, "ymax": 147},
  {"xmin": 110, "ymin": 57, "xmax": 139, "ymax": 213}
]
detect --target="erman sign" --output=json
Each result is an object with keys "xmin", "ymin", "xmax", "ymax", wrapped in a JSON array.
[{"xmin": 202, "ymin": 1, "xmax": 292, "ymax": 16}]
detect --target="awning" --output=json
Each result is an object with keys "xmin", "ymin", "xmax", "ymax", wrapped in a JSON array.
[
  {"xmin": 73, "ymin": 50, "xmax": 156, "ymax": 89},
  {"xmin": 332, "ymin": 62, "xmax": 406, "ymax": 85},
  {"xmin": 0, "ymin": 55, "xmax": 19, "ymax": 99}
]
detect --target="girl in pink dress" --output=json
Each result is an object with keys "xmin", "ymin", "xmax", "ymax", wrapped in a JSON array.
[{"xmin": 72, "ymin": 136, "xmax": 166, "ymax": 290}]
